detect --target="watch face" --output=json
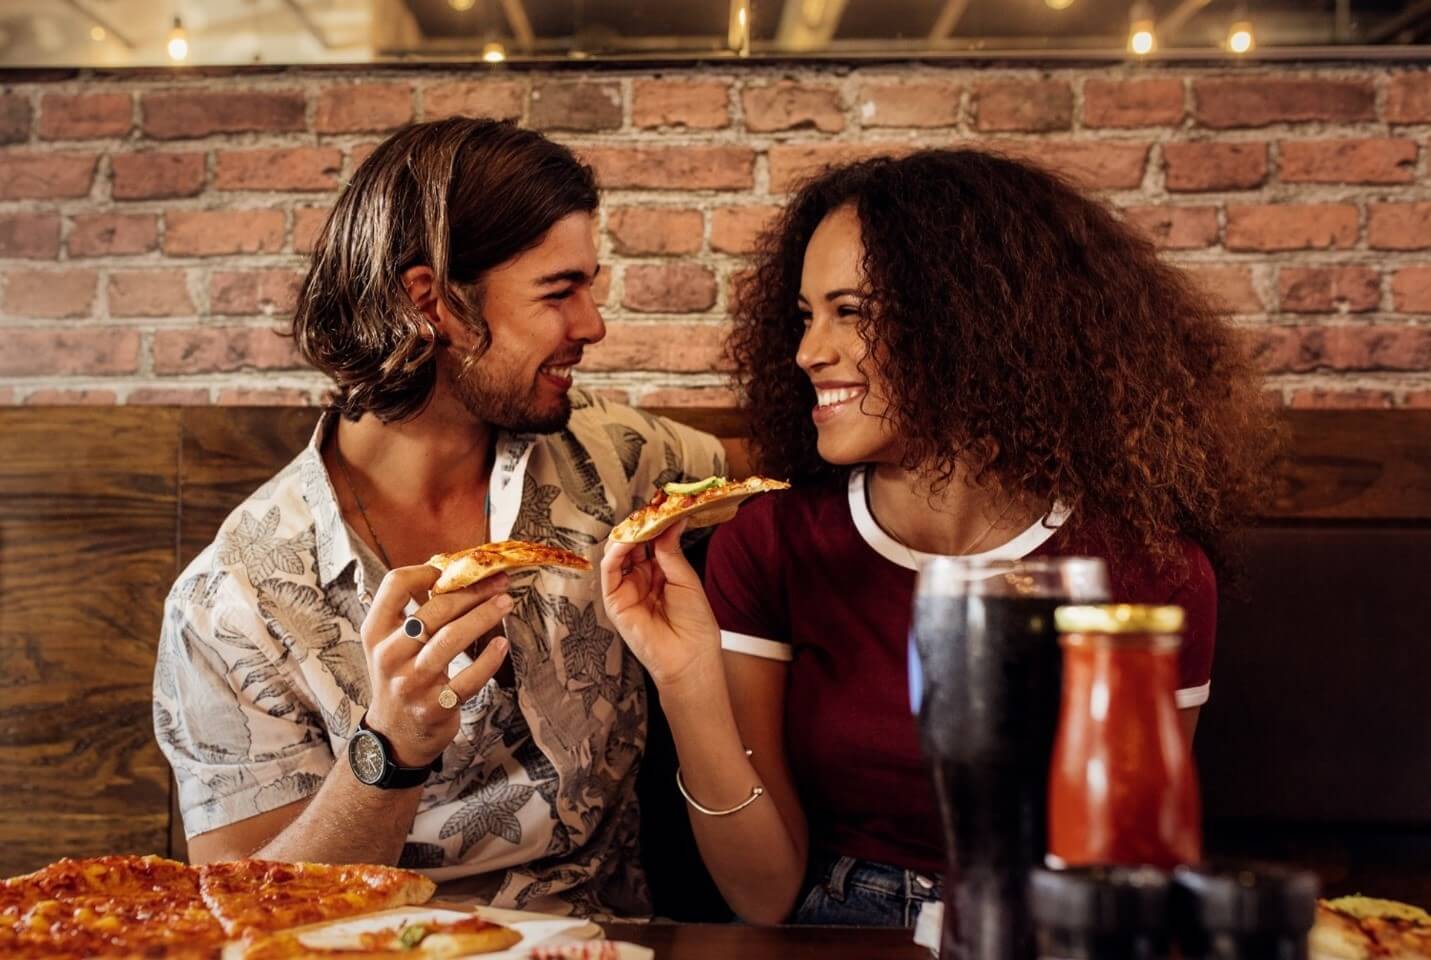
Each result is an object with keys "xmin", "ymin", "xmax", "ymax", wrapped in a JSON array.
[{"xmin": 349, "ymin": 730, "xmax": 386, "ymax": 785}]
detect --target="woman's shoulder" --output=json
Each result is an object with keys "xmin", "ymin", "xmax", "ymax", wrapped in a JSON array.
[{"xmin": 708, "ymin": 473, "xmax": 851, "ymax": 561}]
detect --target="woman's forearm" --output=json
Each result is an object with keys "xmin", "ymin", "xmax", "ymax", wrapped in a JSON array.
[{"xmin": 658, "ymin": 669, "xmax": 807, "ymax": 924}]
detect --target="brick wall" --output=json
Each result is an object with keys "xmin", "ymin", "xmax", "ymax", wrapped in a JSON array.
[{"xmin": 1, "ymin": 63, "xmax": 1429, "ymax": 409}]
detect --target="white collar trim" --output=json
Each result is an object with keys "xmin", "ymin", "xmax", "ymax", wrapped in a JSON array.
[{"xmin": 848, "ymin": 466, "xmax": 1069, "ymax": 571}]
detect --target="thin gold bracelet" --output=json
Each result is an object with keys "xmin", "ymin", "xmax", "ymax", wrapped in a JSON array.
[{"xmin": 675, "ymin": 748, "xmax": 766, "ymax": 817}]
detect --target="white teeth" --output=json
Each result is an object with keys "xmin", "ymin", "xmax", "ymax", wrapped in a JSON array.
[
  {"xmin": 542, "ymin": 365, "xmax": 574, "ymax": 378},
  {"xmin": 816, "ymin": 387, "xmax": 864, "ymax": 408}
]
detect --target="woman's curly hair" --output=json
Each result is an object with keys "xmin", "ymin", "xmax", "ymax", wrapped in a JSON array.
[{"xmin": 729, "ymin": 149, "xmax": 1279, "ymax": 572}]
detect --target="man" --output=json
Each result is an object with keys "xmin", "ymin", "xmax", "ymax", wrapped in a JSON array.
[{"xmin": 153, "ymin": 119, "xmax": 725, "ymax": 917}]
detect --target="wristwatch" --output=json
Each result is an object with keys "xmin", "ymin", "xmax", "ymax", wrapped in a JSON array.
[{"xmin": 348, "ymin": 715, "xmax": 442, "ymax": 789}]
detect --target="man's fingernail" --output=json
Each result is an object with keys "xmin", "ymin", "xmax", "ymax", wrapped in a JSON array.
[
  {"xmin": 493, "ymin": 636, "xmax": 509, "ymax": 655},
  {"xmin": 496, "ymin": 594, "xmax": 514, "ymax": 612}
]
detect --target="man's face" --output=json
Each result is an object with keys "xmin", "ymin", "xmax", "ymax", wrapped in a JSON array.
[{"xmin": 445, "ymin": 211, "xmax": 604, "ymax": 434}]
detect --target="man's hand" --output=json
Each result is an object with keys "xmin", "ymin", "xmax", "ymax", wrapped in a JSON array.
[
  {"xmin": 361, "ymin": 565, "xmax": 512, "ymax": 767},
  {"xmin": 600, "ymin": 521, "xmax": 723, "ymax": 697}
]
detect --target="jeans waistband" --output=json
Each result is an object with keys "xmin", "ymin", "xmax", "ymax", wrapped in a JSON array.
[{"xmin": 810, "ymin": 851, "xmax": 943, "ymax": 904}]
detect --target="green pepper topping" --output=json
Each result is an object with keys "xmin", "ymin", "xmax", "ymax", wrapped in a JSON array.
[{"xmin": 663, "ymin": 476, "xmax": 726, "ymax": 496}]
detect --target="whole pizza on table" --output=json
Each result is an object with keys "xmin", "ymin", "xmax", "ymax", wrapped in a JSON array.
[{"xmin": 0, "ymin": 855, "xmax": 519, "ymax": 959}]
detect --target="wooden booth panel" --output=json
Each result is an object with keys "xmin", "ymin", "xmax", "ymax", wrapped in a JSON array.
[{"xmin": 0, "ymin": 409, "xmax": 180, "ymax": 875}]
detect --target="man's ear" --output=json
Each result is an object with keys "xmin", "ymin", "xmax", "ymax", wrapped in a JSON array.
[{"xmin": 400, "ymin": 265, "xmax": 462, "ymax": 341}]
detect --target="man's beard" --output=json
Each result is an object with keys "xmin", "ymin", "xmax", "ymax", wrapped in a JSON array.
[{"xmin": 450, "ymin": 350, "xmax": 571, "ymax": 435}]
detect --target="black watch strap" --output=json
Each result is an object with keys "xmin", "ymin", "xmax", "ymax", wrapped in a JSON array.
[{"xmin": 356, "ymin": 716, "xmax": 442, "ymax": 789}]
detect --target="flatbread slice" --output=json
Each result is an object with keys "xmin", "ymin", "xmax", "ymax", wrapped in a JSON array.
[
  {"xmin": 427, "ymin": 540, "xmax": 592, "ymax": 594},
  {"xmin": 610, "ymin": 476, "xmax": 790, "ymax": 544},
  {"xmin": 1313, "ymin": 897, "xmax": 1431, "ymax": 960},
  {"xmin": 197, "ymin": 860, "xmax": 436, "ymax": 939},
  {"xmin": 234, "ymin": 915, "xmax": 522, "ymax": 960}
]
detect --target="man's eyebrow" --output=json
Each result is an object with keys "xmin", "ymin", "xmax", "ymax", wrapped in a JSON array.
[{"xmin": 536, "ymin": 265, "xmax": 601, "ymax": 286}]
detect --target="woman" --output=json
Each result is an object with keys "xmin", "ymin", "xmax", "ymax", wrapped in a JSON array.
[{"xmin": 600, "ymin": 150, "xmax": 1276, "ymax": 927}]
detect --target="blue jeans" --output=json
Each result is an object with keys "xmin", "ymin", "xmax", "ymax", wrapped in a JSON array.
[{"xmin": 792, "ymin": 852, "xmax": 943, "ymax": 927}]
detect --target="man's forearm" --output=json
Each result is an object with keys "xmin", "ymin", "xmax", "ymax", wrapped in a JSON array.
[{"xmin": 253, "ymin": 756, "xmax": 424, "ymax": 865}]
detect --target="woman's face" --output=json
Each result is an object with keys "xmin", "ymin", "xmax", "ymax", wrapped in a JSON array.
[{"xmin": 795, "ymin": 205, "xmax": 900, "ymax": 467}]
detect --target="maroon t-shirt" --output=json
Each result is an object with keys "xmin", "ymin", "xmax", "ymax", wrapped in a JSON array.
[{"xmin": 703, "ymin": 467, "xmax": 1216, "ymax": 876}]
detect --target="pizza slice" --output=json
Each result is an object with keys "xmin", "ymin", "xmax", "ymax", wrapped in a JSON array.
[
  {"xmin": 234, "ymin": 914, "xmax": 521, "ymax": 960},
  {"xmin": 1313, "ymin": 896, "xmax": 1431, "ymax": 960},
  {"xmin": 428, "ymin": 540, "xmax": 593, "ymax": 595},
  {"xmin": 609, "ymin": 475, "xmax": 791, "ymax": 544},
  {"xmin": 198, "ymin": 860, "xmax": 436, "ymax": 939}
]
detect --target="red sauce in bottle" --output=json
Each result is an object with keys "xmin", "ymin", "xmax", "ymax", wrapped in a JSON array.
[{"xmin": 1048, "ymin": 604, "xmax": 1202, "ymax": 868}]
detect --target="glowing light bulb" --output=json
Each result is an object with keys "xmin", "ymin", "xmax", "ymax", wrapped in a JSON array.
[
  {"xmin": 167, "ymin": 18, "xmax": 189, "ymax": 62},
  {"xmin": 1045, "ymin": 0, "xmax": 1076, "ymax": 9},
  {"xmin": 1129, "ymin": 20, "xmax": 1156, "ymax": 55},
  {"xmin": 90, "ymin": 26, "xmax": 106, "ymax": 42},
  {"xmin": 1227, "ymin": 20, "xmax": 1255, "ymax": 53},
  {"xmin": 449, "ymin": 0, "xmax": 475, "ymax": 10},
  {"xmin": 482, "ymin": 41, "xmax": 506, "ymax": 63}
]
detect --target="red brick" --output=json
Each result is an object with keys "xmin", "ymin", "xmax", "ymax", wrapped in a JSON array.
[
  {"xmin": 215, "ymin": 147, "xmax": 341, "ymax": 192},
  {"xmin": 216, "ymin": 386, "xmax": 313, "ymax": 405},
  {"xmin": 1252, "ymin": 325, "xmax": 1431, "ymax": 373},
  {"xmin": 128, "ymin": 387, "xmax": 210, "ymax": 405},
  {"xmin": 741, "ymin": 82, "xmax": 844, "ymax": 133},
  {"xmin": 140, "ymin": 89, "xmax": 306, "ymax": 139},
  {"xmin": 67, "ymin": 213, "xmax": 157, "ymax": 258},
  {"xmin": 767, "ymin": 142, "xmax": 911, "ymax": 192},
  {"xmin": 37, "ymin": 93, "xmax": 131, "ymax": 140},
  {"xmin": 2, "ymin": 269, "xmax": 97, "ymax": 318},
  {"xmin": 0, "ymin": 152, "xmax": 96, "ymax": 200},
  {"xmin": 1367, "ymin": 203, "xmax": 1431, "ymax": 251},
  {"xmin": 151, "ymin": 325, "xmax": 303, "ymax": 374},
  {"xmin": 529, "ymin": 81, "xmax": 622, "ymax": 132},
  {"xmin": 1225, "ymin": 204, "xmax": 1358, "ymax": 252},
  {"xmin": 1184, "ymin": 265, "xmax": 1264, "ymax": 314},
  {"xmin": 163, "ymin": 210, "xmax": 285, "ymax": 257},
  {"xmin": 636, "ymin": 386, "xmax": 739, "ymax": 407},
  {"xmin": 0, "ymin": 387, "xmax": 12, "ymax": 405},
  {"xmin": 622, "ymin": 264, "xmax": 718, "ymax": 314},
  {"xmin": 711, "ymin": 205, "xmax": 781, "ymax": 255},
  {"xmin": 0, "ymin": 94, "xmax": 31, "ymax": 143},
  {"xmin": 1391, "ymin": 266, "xmax": 1431, "ymax": 312},
  {"xmin": 315, "ymin": 83, "xmax": 412, "ymax": 133},
  {"xmin": 857, "ymin": 81, "xmax": 961, "ymax": 128},
  {"xmin": 1288, "ymin": 388, "xmax": 1396, "ymax": 409},
  {"xmin": 209, "ymin": 269, "xmax": 305, "ymax": 315},
  {"xmin": 108, "ymin": 269, "xmax": 194, "ymax": 317},
  {"xmin": 423, "ymin": 80, "xmax": 526, "ymax": 122},
  {"xmin": 1163, "ymin": 142, "xmax": 1267, "ymax": 191},
  {"xmin": 111, "ymin": 152, "xmax": 206, "ymax": 200},
  {"xmin": 1122, "ymin": 205, "xmax": 1219, "ymax": 250},
  {"xmin": 583, "ymin": 146, "xmax": 755, "ymax": 191},
  {"xmin": 1279, "ymin": 138, "xmax": 1417, "ymax": 185},
  {"xmin": 1192, "ymin": 77, "xmax": 1375, "ymax": 128},
  {"xmin": 24, "ymin": 388, "xmax": 118, "ymax": 405},
  {"xmin": 0, "ymin": 213, "xmax": 61, "ymax": 259},
  {"xmin": 973, "ymin": 80, "xmax": 1073, "ymax": 132},
  {"xmin": 1385, "ymin": 74, "xmax": 1431, "ymax": 124},
  {"xmin": 633, "ymin": 80, "xmax": 730, "ymax": 130},
  {"xmin": 607, "ymin": 208, "xmax": 703, "ymax": 256},
  {"xmin": 1082, "ymin": 78, "xmax": 1184, "ymax": 128},
  {"xmin": 585, "ymin": 322, "xmax": 730, "ymax": 372},
  {"xmin": 1278, "ymin": 266, "xmax": 1381, "ymax": 313},
  {"xmin": 0, "ymin": 328, "xmax": 138, "ymax": 376},
  {"xmin": 591, "ymin": 268, "xmax": 611, "ymax": 307},
  {"xmin": 293, "ymin": 206, "xmax": 331, "ymax": 255},
  {"xmin": 990, "ymin": 140, "xmax": 1150, "ymax": 190},
  {"xmin": 1406, "ymin": 389, "xmax": 1431, "ymax": 409}
]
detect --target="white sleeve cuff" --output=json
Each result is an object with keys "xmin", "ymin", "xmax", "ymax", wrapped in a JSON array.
[
  {"xmin": 719, "ymin": 630, "xmax": 792, "ymax": 661},
  {"xmin": 1176, "ymin": 682, "xmax": 1210, "ymax": 709}
]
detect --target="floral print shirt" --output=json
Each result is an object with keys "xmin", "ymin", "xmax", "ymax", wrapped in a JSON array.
[{"xmin": 152, "ymin": 391, "xmax": 725, "ymax": 917}]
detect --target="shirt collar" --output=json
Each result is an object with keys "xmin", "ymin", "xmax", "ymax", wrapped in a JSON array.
[{"xmin": 298, "ymin": 409, "xmax": 539, "ymax": 589}]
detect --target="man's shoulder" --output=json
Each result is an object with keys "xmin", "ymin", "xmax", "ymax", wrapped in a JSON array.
[
  {"xmin": 566, "ymin": 392, "xmax": 714, "ymax": 446},
  {"xmin": 561, "ymin": 392, "xmax": 725, "ymax": 478}
]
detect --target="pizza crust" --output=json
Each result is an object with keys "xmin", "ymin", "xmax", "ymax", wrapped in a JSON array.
[
  {"xmin": 1313, "ymin": 897, "xmax": 1431, "ymax": 960},
  {"xmin": 427, "ymin": 540, "xmax": 592, "ymax": 594},
  {"xmin": 609, "ymin": 476, "xmax": 790, "ymax": 544}
]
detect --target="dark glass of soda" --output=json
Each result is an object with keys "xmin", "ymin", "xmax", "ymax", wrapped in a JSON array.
[{"xmin": 911, "ymin": 557, "xmax": 1109, "ymax": 960}]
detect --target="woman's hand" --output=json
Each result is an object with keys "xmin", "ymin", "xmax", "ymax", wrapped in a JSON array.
[
  {"xmin": 360, "ymin": 566, "xmax": 512, "ymax": 767},
  {"xmin": 601, "ymin": 521, "xmax": 722, "ymax": 696}
]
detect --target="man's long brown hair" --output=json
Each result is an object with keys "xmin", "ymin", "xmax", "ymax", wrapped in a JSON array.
[
  {"xmin": 293, "ymin": 118, "xmax": 598, "ymax": 422},
  {"xmin": 729, "ymin": 149, "xmax": 1280, "ymax": 572}
]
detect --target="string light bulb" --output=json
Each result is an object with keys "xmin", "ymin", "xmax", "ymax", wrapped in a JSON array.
[
  {"xmin": 166, "ymin": 16, "xmax": 189, "ymax": 62},
  {"xmin": 1127, "ymin": 2, "xmax": 1156, "ymax": 56},
  {"xmin": 1227, "ymin": 19, "xmax": 1255, "ymax": 53},
  {"xmin": 482, "ymin": 41, "xmax": 506, "ymax": 63},
  {"xmin": 449, "ymin": 0, "xmax": 476, "ymax": 10},
  {"xmin": 90, "ymin": 26, "xmax": 106, "ymax": 42},
  {"xmin": 1045, "ymin": 0, "xmax": 1076, "ymax": 9}
]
